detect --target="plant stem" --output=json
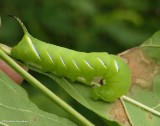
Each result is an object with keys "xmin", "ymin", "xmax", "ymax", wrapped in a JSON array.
[
  {"xmin": 122, "ymin": 95, "xmax": 160, "ymax": 117},
  {"xmin": 0, "ymin": 49, "xmax": 95, "ymax": 126}
]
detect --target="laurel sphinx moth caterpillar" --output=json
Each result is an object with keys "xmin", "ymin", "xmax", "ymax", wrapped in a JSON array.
[{"xmin": 10, "ymin": 17, "xmax": 131, "ymax": 102}]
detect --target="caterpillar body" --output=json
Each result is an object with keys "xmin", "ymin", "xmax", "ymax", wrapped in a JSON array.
[{"xmin": 10, "ymin": 17, "xmax": 131, "ymax": 102}]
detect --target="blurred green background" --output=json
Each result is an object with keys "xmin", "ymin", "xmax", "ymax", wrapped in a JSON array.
[
  {"xmin": 1, "ymin": 0, "xmax": 160, "ymax": 54},
  {"xmin": 0, "ymin": 0, "xmax": 160, "ymax": 125}
]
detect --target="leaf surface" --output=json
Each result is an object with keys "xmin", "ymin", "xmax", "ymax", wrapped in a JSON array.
[
  {"xmin": 47, "ymin": 73, "xmax": 127, "ymax": 126},
  {"xmin": 119, "ymin": 30, "xmax": 160, "ymax": 126},
  {"xmin": 0, "ymin": 70, "xmax": 77, "ymax": 126}
]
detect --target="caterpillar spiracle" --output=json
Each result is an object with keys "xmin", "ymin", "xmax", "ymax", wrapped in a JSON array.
[{"xmin": 10, "ymin": 17, "xmax": 131, "ymax": 102}]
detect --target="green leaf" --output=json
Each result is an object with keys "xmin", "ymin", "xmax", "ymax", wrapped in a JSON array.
[
  {"xmin": 119, "ymin": 30, "xmax": 160, "ymax": 126},
  {"xmin": 45, "ymin": 74, "xmax": 125, "ymax": 126},
  {"xmin": 29, "ymin": 65, "xmax": 124, "ymax": 126},
  {"xmin": 0, "ymin": 70, "xmax": 77, "ymax": 126},
  {"xmin": 141, "ymin": 30, "xmax": 160, "ymax": 62}
]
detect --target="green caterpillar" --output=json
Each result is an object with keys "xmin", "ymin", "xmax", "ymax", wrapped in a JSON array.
[{"xmin": 10, "ymin": 17, "xmax": 131, "ymax": 102}]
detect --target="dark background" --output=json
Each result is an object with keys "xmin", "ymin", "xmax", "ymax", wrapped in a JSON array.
[
  {"xmin": 0, "ymin": 1, "xmax": 160, "ymax": 125},
  {"xmin": 1, "ymin": 0, "xmax": 160, "ymax": 54}
]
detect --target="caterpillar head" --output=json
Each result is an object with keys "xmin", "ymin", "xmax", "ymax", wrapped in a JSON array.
[
  {"xmin": 91, "ymin": 82, "xmax": 120, "ymax": 102},
  {"xmin": 91, "ymin": 76, "xmax": 130, "ymax": 102}
]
